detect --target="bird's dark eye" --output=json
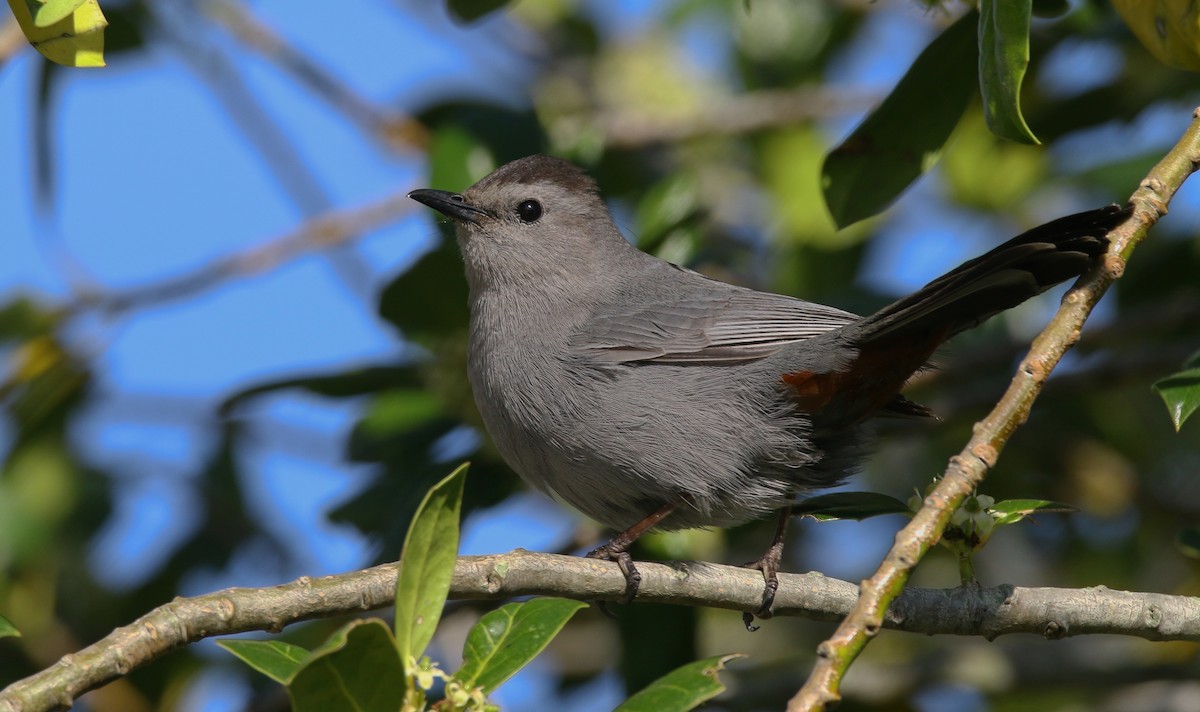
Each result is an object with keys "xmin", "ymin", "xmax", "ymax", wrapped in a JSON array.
[{"xmin": 516, "ymin": 199, "xmax": 542, "ymax": 223}]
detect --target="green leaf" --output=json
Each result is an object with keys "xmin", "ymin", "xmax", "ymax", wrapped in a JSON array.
[
  {"xmin": 394, "ymin": 463, "xmax": 468, "ymax": 670},
  {"xmin": 377, "ymin": 241, "xmax": 470, "ymax": 341},
  {"xmin": 219, "ymin": 365, "xmax": 423, "ymax": 414},
  {"xmin": 614, "ymin": 654, "xmax": 743, "ymax": 712},
  {"xmin": 0, "ymin": 614, "xmax": 20, "ymax": 638},
  {"xmin": 447, "ymin": 0, "xmax": 511, "ymax": 23},
  {"xmin": 1177, "ymin": 527, "xmax": 1200, "ymax": 559},
  {"xmin": 287, "ymin": 619, "xmax": 406, "ymax": 712},
  {"xmin": 355, "ymin": 390, "xmax": 445, "ymax": 439},
  {"xmin": 1031, "ymin": 0, "xmax": 1069, "ymax": 18},
  {"xmin": 821, "ymin": 11, "xmax": 977, "ymax": 228},
  {"xmin": 979, "ymin": 0, "xmax": 1039, "ymax": 144},
  {"xmin": 217, "ymin": 639, "xmax": 309, "ymax": 684},
  {"xmin": 634, "ymin": 172, "xmax": 701, "ymax": 245},
  {"xmin": 1153, "ymin": 353, "xmax": 1200, "ymax": 431},
  {"xmin": 793, "ymin": 491, "xmax": 911, "ymax": 521},
  {"xmin": 28, "ymin": 0, "xmax": 88, "ymax": 27},
  {"xmin": 456, "ymin": 598, "xmax": 587, "ymax": 694},
  {"xmin": 990, "ymin": 498, "xmax": 1077, "ymax": 526}
]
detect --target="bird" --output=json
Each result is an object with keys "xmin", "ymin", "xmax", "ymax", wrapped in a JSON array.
[{"xmin": 408, "ymin": 153, "xmax": 1129, "ymax": 619}]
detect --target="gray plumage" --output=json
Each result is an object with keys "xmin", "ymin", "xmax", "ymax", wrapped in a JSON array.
[{"xmin": 409, "ymin": 154, "xmax": 1128, "ymax": 536}]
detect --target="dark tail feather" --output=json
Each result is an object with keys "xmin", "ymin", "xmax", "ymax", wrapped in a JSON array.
[{"xmin": 857, "ymin": 204, "xmax": 1131, "ymax": 344}]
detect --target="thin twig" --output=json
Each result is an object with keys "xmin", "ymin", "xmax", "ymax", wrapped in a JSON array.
[
  {"xmin": 2, "ymin": 551, "xmax": 1198, "ymax": 712},
  {"xmin": 57, "ymin": 189, "xmax": 417, "ymax": 319},
  {"xmin": 589, "ymin": 86, "xmax": 880, "ymax": 148},
  {"xmin": 788, "ymin": 107, "xmax": 1200, "ymax": 711},
  {"xmin": 201, "ymin": 0, "xmax": 428, "ymax": 151}
]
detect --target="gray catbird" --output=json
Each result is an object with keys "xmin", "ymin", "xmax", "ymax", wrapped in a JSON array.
[{"xmin": 409, "ymin": 154, "xmax": 1129, "ymax": 616}]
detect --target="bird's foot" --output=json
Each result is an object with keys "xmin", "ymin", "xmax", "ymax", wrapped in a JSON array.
[{"xmin": 588, "ymin": 541, "xmax": 642, "ymax": 605}]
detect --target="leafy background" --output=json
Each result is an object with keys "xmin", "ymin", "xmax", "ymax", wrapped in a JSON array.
[{"xmin": 2, "ymin": 0, "xmax": 1199, "ymax": 710}]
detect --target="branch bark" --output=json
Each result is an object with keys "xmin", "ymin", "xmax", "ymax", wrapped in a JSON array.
[
  {"xmin": 2, "ymin": 551, "xmax": 1198, "ymax": 712},
  {"xmin": 788, "ymin": 107, "xmax": 1200, "ymax": 711}
]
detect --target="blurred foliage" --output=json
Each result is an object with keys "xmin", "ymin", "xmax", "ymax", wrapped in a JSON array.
[
  {"xmin": 2, "ymin": 0, "xmax": 1200, "ymax": 710},
  {"xmin": 1113, "ymin": 0, "xmax": 1200, "ymax": 71}
]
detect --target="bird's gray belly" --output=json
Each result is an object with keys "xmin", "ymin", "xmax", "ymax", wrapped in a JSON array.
[{"xmin": 471, "ymin": 353, "xmax": 833, "ymax": 531}]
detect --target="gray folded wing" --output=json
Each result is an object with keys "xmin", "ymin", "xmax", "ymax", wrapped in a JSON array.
[{"xmin": 570, "ymin": 280, "xmax": 859, "ymax": 365}]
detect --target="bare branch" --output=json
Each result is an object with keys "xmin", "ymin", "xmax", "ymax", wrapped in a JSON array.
[
  {"xmin": 588, "ymin": 86, "xmax": 880, "ymax": 148},
  {"xmin": 58, "ymin": 189, "xmax": 418, "ymax": 318},
  {"xmin": 2, "ymin": 551, "xmax": 1198, "ymax": 712},
  {"xmin": 201, "ymin": 0, "xmax": 428, "ymax": 151},
  {"xmin": 789, "ymin": 107, "xmax": 1200, "ymax": 711}
]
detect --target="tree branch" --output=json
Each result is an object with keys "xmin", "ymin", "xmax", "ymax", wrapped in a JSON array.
[
  {"xmin": 56, "ymin": 188, "xmax": 418, "ymax": 319},
  {"xmin": 789, "ymin": 107, "xmax": 1200, "ymax": 711},
  {"xmin": 2, "ymin": 551, "xmax": 1198, "ymax": 712},
  {"xmin": 201, "ymin": 0, "xmax": 429, "ymax": 151},
  {"xmin": 586, "ymin": 86, "xmax": 880, "ymax": 148}
]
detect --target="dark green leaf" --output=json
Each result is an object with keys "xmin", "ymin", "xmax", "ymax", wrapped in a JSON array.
[
  {"xmin": 618, "ymin": 602, "xmax": 697, "ymax": 698},
  {"xmin": 614, "ymin": 654, "xmax": 743, "ymax": 712},
  {"xmin": 455, "ymin": 598, "xmax": 586, "ymax": 694},
  {"xmin": 1153, "ymin": 354, "xmax": 1200, "ymax": 431},
  {"xmin": 0, "ymin": 614, "xmax": 20, "ymax": 639},
  {"xmin": 979, "ymin": 0, "xmax": 1039, "ymax": 144},
  {"xmin": 355, "ymin": 390, "xmax": 444, "ymax": 439},
  {"xmin": 219, "ymin": 365, "xmax": 423, "ymax": 414},
  {"xmin": 793, "ymin": 491, "xmax": 911, "ymax": 521},
  {"xmin": 634, "ymin": 172, "xmax": 701, "ymax": 247},
  {"xmin": 218, "ymin": 639, "xmax": 309, "ymax": 684},
  {"xmin": 1177, "ymin": 527, "xmax": 1200, "ymax": 559},
  {"xmin": 428, "ymin": 124, "xmax": 486, "ymax": 193},
  {"xmin": 0, "ymin": 296, "xmax": 58, "ymax": 341},
  {"xmin": 381, "ymin": 124, "xmax": 483, "ymax": 339},
  {"xmin": 394, "ymin": 463, "xmax": 468, "ymax": 668},
  {"xmin": 377, "ymin": 241, "xmax": 469, "ymax": 341},
  {"xmin": 416, "ymin": 104, "xmax": 544, "ymax": 169},
  {"xmin": 990, "ymin": 498, "xmax": 1077, "ymax": 526},
  {"xmin": 821, "ymin": 11, "xmax": 978, "ymax": 227},
  {"xmin": 287, "ymin": 620, "xmax": 406, "ymax": 712},
  {"xmin": 1031, "ymin": 0, "xmax": 1069, "ymax": 18},
  {"xmin": 447, "ymin": 0, "xmax": 512, "ymax": 23}
]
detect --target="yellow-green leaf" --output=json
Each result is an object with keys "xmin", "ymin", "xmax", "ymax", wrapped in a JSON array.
[
  {"xmin": 8, "ymin": 0, "xmax": 106, "ymax": 67},
  {"xmin": 287, "ymin": 620, "xmax": 406, "ymax": 712},
  {"xmin": 0, "ymin": 614, "xmax": 20, "ymax": 639},
  {"xmin": 456, "ymin": 598, "xmax": 586, "ymax": 694},
  {"xmin": 614, "ymin": 654, "xmax": 744, "ymax": 712},
  {"xmin": 218, "ymin": 639, "xmax": 310, "ymax": 684},
  {"xmin": 26, "ymin": 0, "xmax": 86, "ymax": 27},
  {"xmin": 1113, "ymin": 0, "xmax": 1200, "ymax": 72},
  {"xmin": 394, "ymin": 463, "xmax": 467, "ymax": 671}
]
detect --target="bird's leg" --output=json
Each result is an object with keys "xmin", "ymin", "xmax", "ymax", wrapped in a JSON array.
[
  {"xmin": 587, "ymin": 501, "xmax": 677, "ymax": 604},
  {"xmin": 742, "ymin": 505, "xmax": 792, "ymax": 631}
]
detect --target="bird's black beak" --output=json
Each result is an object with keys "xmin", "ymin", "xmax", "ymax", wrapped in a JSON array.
[{"xmin": 408, "ymin": 189, "xmax": 489, "ymax": 225}]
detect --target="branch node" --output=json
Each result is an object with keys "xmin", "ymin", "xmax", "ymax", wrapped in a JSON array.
[
  {"xmin": 1103, "ymin": 254, "xmax": 1126, "ymax": 280},
  {"xmin": 1019, "ymin": 358, "xmax": 1046, "ymax": 380},
  {"xmin": 1144, "ymin": 605, "xmax": 1163, "ymax": 629},
  {"xmin": 1135, "ymin": 186, "xmax": 1169, "ymax": 217},
  {"xmin": 1043, "ymin": 621, "xmax": 1067, "ymax": 640},
  {"xmin": 969, "ymin": 442, "xmax": 998, "ymax": 468}
]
